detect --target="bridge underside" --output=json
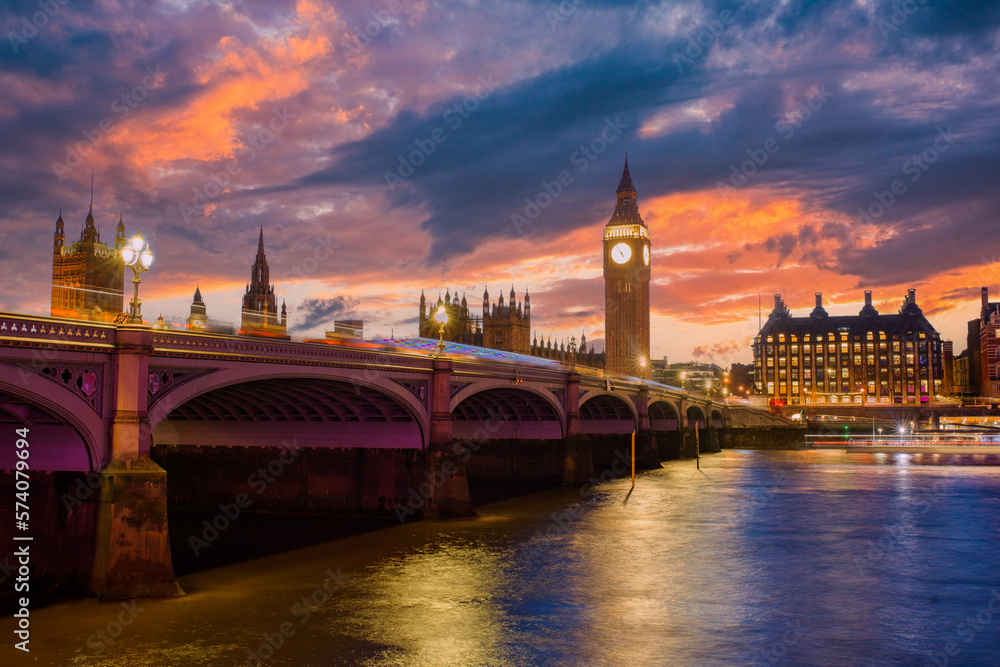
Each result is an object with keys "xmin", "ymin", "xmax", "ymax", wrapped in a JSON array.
[
  {"xmin": 452, "ymin": 387, "xmax": 562, "ymax": 439},
  {"xmin": 153, "ymin": 378, "xmax": 423, "ymax": 449},
  {"xmin": 580, "ymin": 394, "xmax": 636, "ymax": 434},
  {"xmin": 0, "ymin": 390, "xmax": 92, "ymax": 471}
]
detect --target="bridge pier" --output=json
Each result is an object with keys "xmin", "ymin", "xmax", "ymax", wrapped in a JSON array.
[
  {"xmin": 92, "ymin": 326, "xmax": 180, "ymax": 599},
  {"xmin": 90, "ymin": 458, "xmax": 181, "ymax": 599}
]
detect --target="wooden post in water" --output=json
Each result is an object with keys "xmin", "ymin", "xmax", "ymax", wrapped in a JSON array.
[
  {"xmin": 695, "ymin": 426, "xmax": 701, "ymax": 470},
  {"xmin": 631, "ymin": 431, "xmax": 636, "ymax": 488}
]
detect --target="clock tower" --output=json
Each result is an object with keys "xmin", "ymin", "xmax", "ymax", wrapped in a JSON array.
[{"xmin": 603, "ymin": 156, "xmax": 651, "ymax": 378}]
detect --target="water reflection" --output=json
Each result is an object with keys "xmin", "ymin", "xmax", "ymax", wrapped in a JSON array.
[{"xmin": 21, "ymin": 450, "xmax": 1000, "ymax": 666}]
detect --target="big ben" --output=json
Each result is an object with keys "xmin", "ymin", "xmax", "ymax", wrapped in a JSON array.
[{"xmin": 603, "ymin": 156, "xmax": 651, "ymax": 378}]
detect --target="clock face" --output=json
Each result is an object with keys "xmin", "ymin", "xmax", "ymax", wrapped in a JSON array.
[
  {"xmin": 643, "ymin": 245, "xmax": 650, "ymax": 266},
  {"xmin": 611, "ymin": 242, "xmax": 632, "ymax": 264}
]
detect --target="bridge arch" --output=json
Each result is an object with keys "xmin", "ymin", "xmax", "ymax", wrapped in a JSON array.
[
  {"xmin": 148, "ymin": 367, "xmax": 429, "ymax": 450},
  {"xmin": 710, "ymin": 408, "xmax": 724, "ymax": 428},
  {"xmin": 579, "ymin": 391, "xmax": 638, "ymax": 434},
  {"xmin": 450, "ymin": 382, "xmax": 565, "ymax": 439},
  {"xmin": 648, "ymin": 399, "xmax": 680, "ymax": 430},
  {"xmin": 0, "ymin": 373, "xmax": 102, "ymax": 471},
  {"xmin": 687, "ymin": 405, "xmax": 707, "ymax": 429}
]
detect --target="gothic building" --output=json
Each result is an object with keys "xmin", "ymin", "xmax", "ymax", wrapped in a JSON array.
[
  {"xmin": 187, "ymin": 285, "xmax": 208, "ymax": 330},
  {"xmin": 530, "ymin": 331, "xmax": 604, "ymax": 367},
  {"xmin": 239, "ymin": 227, "xmax": 288, "ymax": 338},
  {"xmin": 417, "ymin": 286, "xmax": 531, "ymax": 354},
  {"xmin": 418, "ymin": 289, "xmax": 482, "ymax": 346},
  {"xmin": 603, "ymin": 156, "xmax": 652, "ymax": 378},
  {"xmin": 483, "ymin": 286, "xmax": 530, "ymax": 353},
  {"xmin": 50, "ymin": 207, "xmax": 127, "ymax": 322}
]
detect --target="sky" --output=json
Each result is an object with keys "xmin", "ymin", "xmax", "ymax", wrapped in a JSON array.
[{"xmin": 1, "ymin": 0, "xmax": 999, "ymax": 366}]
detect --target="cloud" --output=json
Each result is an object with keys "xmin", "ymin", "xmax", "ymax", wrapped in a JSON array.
[{"xmin": 292, "ymin": 296, "xmax": 360, "ymax": 332}]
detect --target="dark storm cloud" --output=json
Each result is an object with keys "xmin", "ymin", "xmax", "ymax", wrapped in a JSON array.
[{"xmin": 293, "ymin": 296, "xmax": 360, "ymax": 332}]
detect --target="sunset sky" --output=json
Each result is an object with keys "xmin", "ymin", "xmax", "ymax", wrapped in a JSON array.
[{"xmin": 2, "ymin": 0, "xmax": 999, "ymax": 365}]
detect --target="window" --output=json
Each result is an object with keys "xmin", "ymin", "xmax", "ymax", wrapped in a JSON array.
[
  {"xmin": 893, "ymin": 341, "xmax": 901, "ymax": 352},
  {"xmin": 792, "ymin": 357, "xmax": 799, "ymax": 367},
  {"xmin": 779, "ymin": 357, "xmax": 787, "ymax": 367},
  {"xmin": 841, "ymin": 343, "xmax": 849, "ymax": 354},
  {"xmin": 866, "ymin": 343, "xmax": 874, "ymax": 352},
  {"xmin": 803, "ymin": 345, "xmax": 811, "ymax": 354},
  {"xmin": 906, "ymin": 353, "xmax": 914, "ymax": 365},
  {"xmin": 828, "ymin": 344, "xmax": 836, "ymax": 353},
  {"xmin": 867, "ymin": 355, "xmax": 875, "ymax": 365},
  {"xmin": 779, "ymin": 334, "xmax": 785, "ymax": 343},
  {"xmin": 854, "ymin": 355, "xmax": 862, "ymax": 365},
  {"xmin": 854, "ymin": 343, "xmax": 862, "ymax": 353},
  {"xmin": 868, "ymin": 381, "xmax": 876, "ymax": 392},
  {"xmin": 791, "ymin": 345, "xmax": 799, "ymax": 354},
  {"xmin": 880, "ymin": 332, "xmax": 886, "ymax": 340},
  {"xmin": 841, "ymin": 368, "xmax": 849, "ymax": 378},
  {"xmin": 804, "ymin": 368, "xmax": 812, "ymax": 379},
  {"xmin": 867, "ymin": 332, "xmax": 874, "ymax": 340}
]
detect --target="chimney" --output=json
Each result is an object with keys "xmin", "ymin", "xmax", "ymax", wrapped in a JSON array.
[
  {"xmin": 982, "ymin": 287, "xmax": 989, "ymax": 309},
  {"xmin": 774, "ymin": 294, "xmax": 781, "ymax": 309},
  {"xmin": 908, "ymin": 288, "xmax": 916, "ymax": 304},
  {"xmin": 815, "ymin": 292, "xmax": 822, "ymax": 308},
  {"xmin": 865, "ymin": 290, "xmax": 872, "ymax": 307}
]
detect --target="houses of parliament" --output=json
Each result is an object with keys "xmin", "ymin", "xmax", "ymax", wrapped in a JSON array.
[
  {"xmin": 50, "ymin": 207, "xmax": 287, "ymax": 337},
  {"xmin": 417, "ymin": 156, "xmax": 651, "ymax": 376},
  {"xmin": 51, "ymin": 159, "xmax": 652, "ymax": 378}
]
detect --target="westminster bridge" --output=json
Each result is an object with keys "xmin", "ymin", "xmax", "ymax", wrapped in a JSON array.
[{"xmin": 0, "ymin": 312, "xmax": 728, "ymax": 599}]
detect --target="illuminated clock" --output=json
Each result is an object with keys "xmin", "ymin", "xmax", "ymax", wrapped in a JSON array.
[
  {"xmin": 611, "ymin": 242, "xmax": 631, "ymax": 264},
  {"xmin": 643, "ymin": 245, "xmax": 649, "ymax": 266}
]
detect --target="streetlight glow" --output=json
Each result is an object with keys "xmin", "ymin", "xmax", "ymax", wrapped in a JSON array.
[{"xmin": 122, "ymin": 230, "xmax": 153, "ymax": 324}]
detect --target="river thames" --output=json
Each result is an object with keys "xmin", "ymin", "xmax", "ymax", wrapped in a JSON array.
[{"xmin": 17, "ymin": 449, "xmax": 1000, "ymax": 666}]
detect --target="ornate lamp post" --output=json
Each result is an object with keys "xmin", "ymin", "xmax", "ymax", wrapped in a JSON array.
[
  {"xmin": 434, "ymin": 305, "xmax": 448, "ymax": 356},
  {"xmin": 121, "ymin": 230, "xmax": 153, "ymax": 324},
  {"xmin": 570, "ymin": 335, "xmax": 577, "ymax": 371}
]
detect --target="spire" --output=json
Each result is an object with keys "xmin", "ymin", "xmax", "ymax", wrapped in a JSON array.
[
  {"xmin": 608, "ymin": 153, "xmax": 643, "ymax": 226},
  {"xmin": 616, "ymin": 154, "xmax": 635, "ymax": 194},
  {"xmin": 257, "ymin": 225, "xmax": 265, "ymax": 258},
  {"xmin": 193, "ymin": 284, "xmax": 203, "ymax": 303}
]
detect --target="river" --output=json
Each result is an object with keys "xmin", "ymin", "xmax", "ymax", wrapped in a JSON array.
[{"xmin": 13, "ymin": 449, "xmax": 1000, "ymax": 666}]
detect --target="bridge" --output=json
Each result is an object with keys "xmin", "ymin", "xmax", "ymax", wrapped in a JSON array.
[{"xmin": 0, "ymin": 312, "xmax": 726, "ymax": 599}]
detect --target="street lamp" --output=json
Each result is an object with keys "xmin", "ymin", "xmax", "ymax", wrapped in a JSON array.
[
  {"xmin": 122, "ymin": 230, "xmax": 153, "ymax": 324},
  {"xmin": 570, "ymin": 336, "xmax": 577, "ymax": 370},
  {"xmin": 434, "ymin": 305, "xmax": 448, "ymax": 355}
]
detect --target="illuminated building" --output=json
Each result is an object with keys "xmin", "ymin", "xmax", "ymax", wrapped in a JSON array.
[
  {"xmin": 603, "ymin": 156, "xmax": 651, "ymax": 378},
  {"xmin": 753, "ymin": 290, "xmax": 946, "ymax": 404},
  {"xmin": 187, "ymin": 285, "xmax": 208, "ymax": 330},
  {"xmin": 50, "ymin": 207, "xmax": 126, "ymax": 321},
  {"xmin": 418, "ymin": 286, "xmax": 530, "ymax": 354},
  {"xmin": 239, "ymin": 227, "xmax": 288, "ymax": 338}
]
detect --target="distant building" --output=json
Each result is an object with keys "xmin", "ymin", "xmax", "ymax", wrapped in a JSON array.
[
  {"xmin": 328, "ymin": 319, "xmax": 364, "ymax": 339},
  {"xmin": 954, "ymin": 287, "xmax": 1000, "ymax": 397},
  {"xmin": 660, "ymin": 362, "xmax": 727, "ymax": 396},
  {"xmin": 239, "ymin": 227, "xmax": 288, "ymax": 338},
  {"xmin": 729, "ymin": 362, "xmax": 754, "ymax": 397},
  {"xmin": 418, "ymin": 286, "xmax": 531, "ymax": 354},
  {"xmin": 187, "ymin": 286, "xmax": 208, "ymax": 330},
  {"xmin": 530, "ymin": 332, "xmax": 603, "ymax": 367},
  {"xmin": 753, "ymin": 290, "xmax": 946, "ymax": 405},
  {"xmin": 50, "ymin": 208, "xmax": 126, "ymax": 322},
  {"xmin": 976, "ymin": 287, "xmax": 1000, "ymax": 396}
]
